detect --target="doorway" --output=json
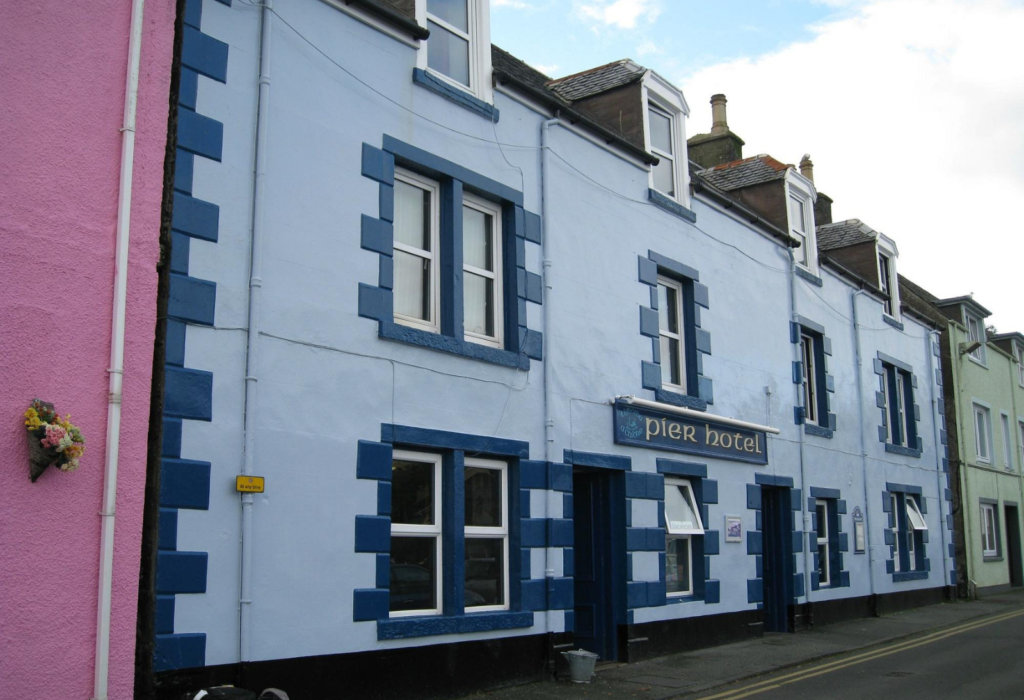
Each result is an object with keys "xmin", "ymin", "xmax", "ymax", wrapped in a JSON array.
[
  {"xmin": 1005, "ymin": 504, "xmax": 1023, "ymax": 588},
  {"xmin": 761, "ymin": 486, "xmax": 794, "ymax": 633},
  {"xmin": 572, "ymin": 468, "xmax": 624, "ymax": 661}
]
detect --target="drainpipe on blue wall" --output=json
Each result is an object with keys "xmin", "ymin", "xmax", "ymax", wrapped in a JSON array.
[
  {"xmin": 240, "ymin": 0, "xmax": 273, "ymax": 665},
  {"xmin": 540, "ymin": 116, "xmax": 559, "ymax": 633},
  {"xmin": 927, "ymin": 329, "xmax": 952, "ymax": 592},
  {"xmin": 850, "ymin": 290, "xmax": 877, "ymax": 609},
  {"xmin": 787, "ymin": 249, "xmax": 814, "ymax": 615}
]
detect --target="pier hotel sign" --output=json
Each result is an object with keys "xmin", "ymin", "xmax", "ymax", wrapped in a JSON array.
[{"xmin": 614, "ymin": 400, "xmax": 769, "ymax": 465}]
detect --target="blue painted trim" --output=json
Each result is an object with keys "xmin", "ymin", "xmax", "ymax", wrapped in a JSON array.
[
  {"xmin": 638, "ymin": 256, "xmax": 659, "ymax": 286},
  {"xmin": 156, "ymin": 551, "xmax": 208, "ymax": 593},
  {"xmin": 648, "ymin": 189, "xmax": 697, "ymax": 223},
  {"xmin": 354, "ymin": 515, "xmax": 391, "ymax": 552},
  {"xmin": 158, "ymin": 508, "xmax": 178, "ymax": 551},
  {"xmin": 177, "ymin": 107, "xmax": 223, "ymax": 162},
  {"xmin": 885, "ymin": 443, "xmax": 923, "ymax": 458},
  {"xmin": 377, "ymin": 611, "xmax": 533, "ymax": 640},
  {"xmin": 382, "ymin": 424, "xmax": 530, "ymax": 458},
  {"xmin": 882, "ymin": 314, "xmax": 905, "ymax": 331},
  {"xmin": 523, "ymin": 210, "xmax": 542, "ymax": 244},
  {"xmin": 793, "ymin": 315, "xmax": 826, "ymax": 336},
  {"xmin": 377, "ymin": 321, "xmax": 533, "ymax": 368},
  {"xmin": 357, "ymin": 440, "xmax": 393, "ymax": 480},
  {"xmin": 804, "ymin": 424, "xmax": 834, "ymax": 439},
  {"xmin": 360, "ymin": 215, "xmax": 393, "ymax": 255},
  {"xmin": 755, "ymin": 474, "xmax": 795, "ymax": 487},
  {"xmin": 174, "ymin": 149, "xmax": 194, "ymax": 193},
  {"xmin": 361, "ymin": 143, "xmax": 395, "ymax": 185},
  {"xmin": 383, "ymin": 135, "xmax": 521, "ymax": 206},
  {"xmin": 353, "ymin": 589, "xmax": 390, "ymax": 622},
  {"xmin": 656, "ymin": 459, "xmax": 707, "ymax": 478},
  {"xmin": 181, "ymin": 26, "xmax": 229, "ymax": 83},
  {"xmin": 649, "ymin": 251, "xmax": 700, "ymax": 281},
  {"xmin": 809, "ymin": 487, "xmax": 841, "ymax": 499},
  {"xmin": 886, "ymin": 482, "xmax": 923, "ymax": 495},
  {"xmin": 563, "ymin": 449, "xmax": 631, "ymax": 471},
  {"xmin": 168, "ymin": 273, "xmax": 216, "ymax": 326},
  {"xmin": 654, "ymin": 389, "xmax": 708, "ymax": 412},
  {"xmin": 171, "ymin": 192, "xmax": 219, "ymax": 242},
  {"xmin": 163, "ymin": 366, "xmax": 213, "ymax": 421},
  {"xmin": 795, "ymin": 267, "xmax": 823, "ymax": 286},
  {"xmin": 411, "ymin": 68, "xmax": 500, "ymax": 123},
  {"xmin": 155, "ymin": 595, "xmax": 176, "ymax": 634},
  {"xmin": 877, "ymin": 351, "xmax": 913, "ymax": 374},
  {"xmin": 893, "ymin": 571, "xmax": 929, "ymax": 582},
  {"xmin": 160, "ymin": 458, "xmax": 211, "ymax": 510},
  {"xmin": 154, "ymin": 633, "xmax": 206, "ymax": 673}
]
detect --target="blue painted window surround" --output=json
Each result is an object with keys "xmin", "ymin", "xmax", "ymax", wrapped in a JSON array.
[
  {"xmin": 874, "ymin": 353, "xmax": 923, "ymax": 458},
  {"xmin": 883, "ymin": 484, "xmax": 930, "ymax": 581},
  {"xmin": 807, "ymin": 488, "xmax": 850, "ymax": 591},
  {"xmin": 655, "ymin": 460, "xmax": 720, "ymax": 606},
  {"xmin": 791, "ymin": 316, "xmax": 836, "ymax": 438},
  {"xmin": 637, "ymin": 251, "xmax": 713, "ymax": 410},
  {"xmin": 360, "ymin": 137, "xmax": 542, "ymax": 370}
]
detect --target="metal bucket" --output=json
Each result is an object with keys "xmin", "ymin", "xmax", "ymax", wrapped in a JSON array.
[{"xmin": 562, "ymin": 649, "xmax": 599, "ymax": 683}]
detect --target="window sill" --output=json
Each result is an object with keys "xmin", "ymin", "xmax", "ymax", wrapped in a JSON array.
[
  {"xmin": 648, "ymin": 189, "xmax": 697, "ymax": 224},
  {"xmin": 884, "ymin": 443, "xmax": 922, "ymax": 459},
  {"xmin": 804, "ymin": 424, "xmax": 834, "ymax": 439},
  {"xmin": 666, "ymin": 594, "xmax": 702, "ymax": 604},
  {"xmin": 983, "ymin": 555, "xmax": 1004, "ymax": 562},
  {"xmin": 966, "ymin": 355, "xmax": 989, "ymax": 369},
  {"xmin": 412, "ymin": 68, "xmax": 499, "ymax": 122},
  {"xmin": 892, "ymin": 571, "xmax": 929, "ymax": 582},
  {"xmin": 882, "ymin": 314, "xmax": 905, "ymax": 331},
  {"xmin": 654, "ymin": 388, "xmax": 708, "ymax": 412},
  {"xmin": 377, "ymin": 610, "xmax": 533, "ymax": 640},
  {"xmin": 380, "ymin": 321, "xmax": 532, "ymax": 369},
  {"xmin": 795, "ymin": 266, "xmax": 823, "ymax": 287}
]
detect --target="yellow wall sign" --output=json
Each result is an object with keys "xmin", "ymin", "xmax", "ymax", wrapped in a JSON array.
[{"xmin": 235, "ymin": 476, "xmax": 265, "ymax": 493}]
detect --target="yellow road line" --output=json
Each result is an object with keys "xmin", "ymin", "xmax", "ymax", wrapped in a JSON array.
[{"xmin": 697, "ymin": 608, "xmax": 1024, "ymax": 700}]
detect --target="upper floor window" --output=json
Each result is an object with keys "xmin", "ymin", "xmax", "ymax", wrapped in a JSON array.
[
  {"xmin": 881, "ymin": 361, "xmax": 915, "ymax": 449},
  {"xmin": 789, "ymin": 195, "xmax": 808, "ymax": 264},
  {"xmin": 418, "ymin": 0, "xmax": 492, "ymax": 102},
  {"xmin": 786, "ymin": 180, "xmax": 817, "ymax": 275},
  {"xmin": 658, "ymin": 276, "xmax": 686, "ymax": 393},
  {"xmin": 966, "ymin": 312, "xmax": 987, "ymax": 363},
  {"xmin": 393, "ymin": 167, "xmax": 503, "ymax": 349},
  {"xmin": 878, "ymin": 252, "xmax": 895, "ymax": 316},
  {"xmin": 973, "ymin": 403, "xmax": 992, "ymax": 464},
  {"xmin": 642, "ymin": 73, "xmax": 689, "ymax": 208},
  {"xmin": 1016, "ymin": 343, "xmax": 1024, "ymax": 386},
  {"xmin": 649, "ymin": 104, "xmax": 677, "ymax": 198},
  {"xmin": 1001, "ymin": 412, "xmax": 1014, "ymax": 471}
]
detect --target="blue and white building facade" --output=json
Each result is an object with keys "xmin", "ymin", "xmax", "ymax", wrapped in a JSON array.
[{"xmin": 148, "ymin": 0, "xmax": 955, "ymax": 695}]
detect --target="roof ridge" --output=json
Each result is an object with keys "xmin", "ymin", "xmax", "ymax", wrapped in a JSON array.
[{"xmin": 546, "ymin": 58, "xmax": 638, "ymax": 86}]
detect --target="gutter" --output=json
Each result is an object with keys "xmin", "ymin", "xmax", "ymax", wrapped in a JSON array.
[
  {"xmin": 94, "ymin": 0, "xmax": 145, "ymax": 696},
  {"xmin": 492, "ymin": 70, "xmax": 659, "ymax": 166},
  {"xmin": 345, "ymin": 0, "xmax": 429, "ymax": 39}
]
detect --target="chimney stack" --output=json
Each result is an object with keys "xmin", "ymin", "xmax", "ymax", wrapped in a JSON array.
[
  {"xmin": 799, "ymin": 154, "xmax": 814, "ymax": 183},
  {"xmin": 710, "ymin": 94, "xmax": 729, "ymax": 136}
]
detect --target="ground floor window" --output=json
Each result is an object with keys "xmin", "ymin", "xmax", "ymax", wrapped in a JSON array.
[
  {"xmin": 891, "ymin": 492, "xmax": 927, "ymax": 572},
  {"xmin": 389, "ymin": 450, "xmax": 509, "ymax": 616},
  {"xmin": 815, "ymin": 499, "xmax": 832, "ymax": 586},
  {"xmin": 665, "ymin": 478, "xmax": 704, "ymax": 596},
  {"xmin": 981, "ymin": 502, "xmax": 999, "ymax": 557}
]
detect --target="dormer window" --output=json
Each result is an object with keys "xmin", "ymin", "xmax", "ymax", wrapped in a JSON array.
[
  {"xmin": 642, "ymin": 72, "xmax": 689, "ymax": 208},
  {"xmin": 1016, "ymin": 343, "xmax": 1024, "ymax": 386},
  {"xmin": 417, "ymin": 0, "xmax": 492, "ymax": 103},
  {"xmin": 878, "ymin": 253, "xmax": 894, "ymax": 314},
  {"xmin": 786, "ymin": 176, "xmax": 817, "ymax": 274},
  {"xmin": 875, "ymin": 235, "xmax": 900, "ymax": 322},
  {"xmin": 965, "ymin": 312, "xmax": 987, "ymax": 364},
  {"xmin": 789, "ymin": 195, "xmax": 809, "ymax": 263}
]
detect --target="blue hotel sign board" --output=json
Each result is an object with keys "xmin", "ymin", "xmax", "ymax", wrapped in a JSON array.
[{"xmin": 614, "ymin": 401, "xmax": 768, "ymax": 465}]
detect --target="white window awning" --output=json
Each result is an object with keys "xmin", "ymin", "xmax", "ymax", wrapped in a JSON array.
[
  {"xmin": 665, "ymin": 480, "xmax": 704, "ymax": 535},
  {"xmin": 906, "ymin": 497, "xmax": 928, "ymax": 531}
]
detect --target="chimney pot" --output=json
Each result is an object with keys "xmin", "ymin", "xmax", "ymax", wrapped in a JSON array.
[
  {"xmin": 799, "ymin": 153, "xmax": 814, "ymax": 183},
  {"xmin": 710, "ymin": 94, "xmax": 729, "ymax": 136}
]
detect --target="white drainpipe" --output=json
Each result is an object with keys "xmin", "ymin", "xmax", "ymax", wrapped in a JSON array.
[
  {"xmin": 850, "ymin": 290, "xmax": 877, "ymax": 600},
  {"xmin": 93, "ymin": 0, "xmax": 145, "ymax": 697},
  {"xmin": 240, "ymin": 0, "xmax": 273, "ymax": 664},
  {"xmin": 540, "ymin": 117, "xmax": 558, "ymax": 631},
  {"xmin": 787, "ymin": 250, "xmax": 813, "ymax": 608}
]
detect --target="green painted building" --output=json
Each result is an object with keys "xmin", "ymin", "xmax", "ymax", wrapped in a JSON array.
[{"xmin": 901, "ymin": 280, "xmax": 1024, "ymax": 596}]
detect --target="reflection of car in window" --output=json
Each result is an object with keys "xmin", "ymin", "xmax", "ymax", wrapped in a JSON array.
[
  {"xmin": 390, "ymin": 564, "xmax": 432, "ymax": 611},
  {"xmin": 465, "ymin": 558, "xmax": 500, "ymax": 606}
]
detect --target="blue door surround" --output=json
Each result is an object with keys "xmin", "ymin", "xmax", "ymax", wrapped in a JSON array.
[
  {"xmin": 571, "ymin": 466, "xmax": 627, "ymax": 661},
  {"xmin": 761, "ymin": 486, "xmax": 794, "ymax": 633}
]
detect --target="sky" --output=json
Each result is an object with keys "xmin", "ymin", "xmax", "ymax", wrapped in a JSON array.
[{"xmin": 491, "ymin": 0, "xmax": 1024, "ymax": 334}]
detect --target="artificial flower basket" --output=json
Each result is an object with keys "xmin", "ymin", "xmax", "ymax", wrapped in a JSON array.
[{"xmin": 23, "ymin": 399, "xmax": 85, "ymax": 482}]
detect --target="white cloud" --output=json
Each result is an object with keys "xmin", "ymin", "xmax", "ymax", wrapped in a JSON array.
[
  {"xmin": 636, "ymin": 39, "xmax": 662, "ymax": 57},
  {"xmin": 576, "ymin": 0, "xmax": 661, "ymax": 29},
  {"xmin": 530, "ymin": 62, "xmax": 561, "ymax": 76},
  {"xmin": 492, "ymin": 0, "xmax": 533, "ymax": 8},
  {"xmin": 682, "ymin": 0, "xmax": 1024, "ymax": 331}
]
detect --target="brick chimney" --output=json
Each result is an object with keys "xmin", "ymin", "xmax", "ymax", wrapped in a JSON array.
[{"xmin": 687, "ymin": 93, "xmax": 745, "ymax": 169}]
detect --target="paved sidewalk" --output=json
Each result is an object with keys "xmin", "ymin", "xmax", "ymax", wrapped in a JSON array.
[{"xmin": 461, "ymin": 592, "xmax": 1024, "ymax": 700}]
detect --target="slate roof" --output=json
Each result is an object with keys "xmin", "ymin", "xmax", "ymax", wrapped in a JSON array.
[
  {"xmin": 816, "ymin": 219, "xmax": 877, "ymax": 251},
  {"xmin": 547, "ymin": 60, "xmax": 645, "ymax": 101},
  {"xmin": 697, "ymin": 155, "xmax": 790, "ymax": 192},
  {"xmin": 372, "ymin": 0, "xmax": 414, "ymax": 20},
  {"xmin": 491, "ymin": 46, "xmax": 569, "ymax": 104},
  {"xmin": 898, "ymin": 274, "xmax": 940, "ymax": 305}
]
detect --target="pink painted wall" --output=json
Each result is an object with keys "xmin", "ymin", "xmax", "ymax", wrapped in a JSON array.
[{"xmin": 0, "ymin": 1, "xmax": 175, "ymax": 697}]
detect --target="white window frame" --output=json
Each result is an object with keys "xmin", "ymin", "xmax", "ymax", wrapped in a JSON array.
[
  {"xmin": 393, "ymin": 169, "xmax": 441, "ymax": 334},
  {"xmin": 461, "ymin": 192, "xmax": 503, "ymax": 349},
  {"xmin": 816, "ymin": 499, "xmax": 831, "ymax": 587},
  {"xmin": 801, "ymin": 333, "xmax": 818, "ymax": 424},
  {"xmin": 981, "ymin": 502, "xmax": 998, "ymax": 557},
  {"xmin": 875, "ymin": 235, "xmax": 901, "ymax": 322},
  {"xmin": 1016, "ymin": 343, "xmax": 1024, "ymax": 387},
  {"xmin": 641, "ymin": 70, "xmax": 690, "ymax": 208},
  {"xmin": 390, "ymin": 450, "xmax": 444, "ymax": 618},
  {"xmin": 883, "ymin": 364, "xmax": 909, "ymax": 447},
  {"xmin": 891, "ymin": 493, "xmax": 901, "ymax": 573},
  {"xmin": 1002, "ymin": 412, "xmax": 1013, "ymax": 471},
  {"xmin": 415, "ymin": 0, "xmax": 493, "ymax": 104},
  {"xmin": 974, "ymin": 402, "xmax": 992, "ymax": 464},
  {"xmin": 785, "ymin": 172, "xmax": 817, "ymax": 275},
  {"xmin": 658, "ymin": 276, "xmax": 687, "ymax": 394},
  {"xmin": 463, "ymin": 457, "xmax": 509, "ymax": 613},
  {"xmin": 647, "ymin": 102, "xmax": 678, "ymax": 199},
  {"xmin": 665, "ymin": 478, "xmax": 704, "ymax": 597},
  {"xmin": 965, "ymin": 312, "xmax": 987, "ymax": 364},
  {"xmin": 1019, "ymin": 420, "xmax": 1024, "ymax": 470}
]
